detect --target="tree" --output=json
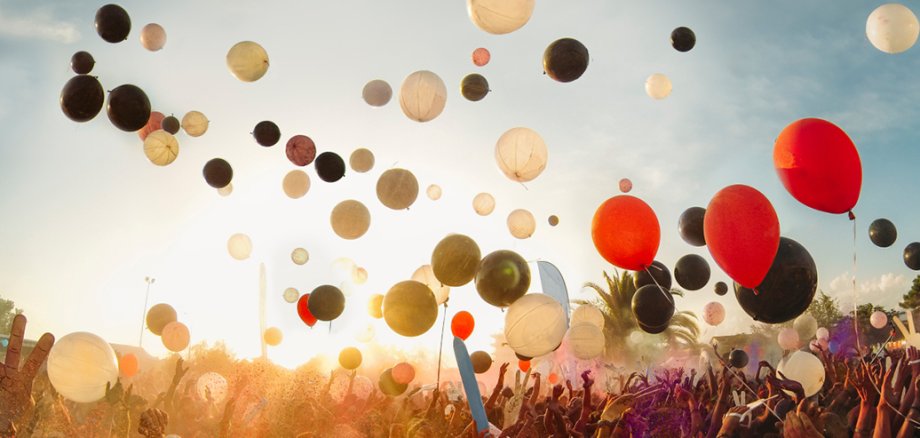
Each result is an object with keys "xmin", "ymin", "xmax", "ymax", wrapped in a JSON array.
[
  {"xmin": 899, "ymin": 275, "xmax": 920, "ymax": 310},
  {"xmin": 0, "ymin": 297, "xmax": 22, "ymax": 335},
  {"xmin": 851, "ymin": 303, "xmax": 895, "ymax": 346},
  {"xmin": 807, "ymin": 291, "xmax": 843, "ymax": 329}
]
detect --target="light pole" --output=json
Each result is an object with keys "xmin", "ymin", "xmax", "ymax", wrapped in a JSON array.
[{"xmin": 139, "ymin": 276, "xmax": 155, "ymax": 348}]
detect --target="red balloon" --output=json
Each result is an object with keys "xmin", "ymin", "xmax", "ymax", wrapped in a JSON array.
[
  {"xmin": 704, "ymin": 185, "xmax": 780, "ymax": 288},
  {"xmin": 286, "ymin": 135, "xmax": 317, "ymax": 167},
  {"xmin": 119, "ymin": 353, "xmax": 139, "ymax": 378},
  {"xmin": 472, "ymin": 48, "xmax": 490, "ymax": 67},
  {"xmin": 392, "ymin": 362, "xmax": 415, "ymax": 384},
  {"xmin": 451, "ymin": 311, "xmax": 475, "ymax": 340},
  {"xmin": 548, "ymin": 373, "xmax": 559, "ymax": 384},
  {"xmin": 138, "ymin": 111, "xmax": 165, "ymax": 141},
  {"xmin": 591, "ymin": 195, "xmax": 660, "ymax": 271},
  {"xmin": 297, "ymin": 294, "xmax": 317, "ymax": 327},
  {"xmin": 774, "ymin": 118, "xmax": 862, "ymax": 214},
  {"xmin": 518, "ymin": 359, "xmax": 531, "ymax": 372},
  {"xmin": 618, "ymin": 178, "xmax": 632, "ymax": 193}
]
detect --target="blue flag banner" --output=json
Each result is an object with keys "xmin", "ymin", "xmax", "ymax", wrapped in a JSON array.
[
  {"xmin": 537, "ymin": 260, "xmax": 570, "ymax": 326},
  {"xmin": 453, "ymin": 336, "xmax": 489, "ymax": 433}
]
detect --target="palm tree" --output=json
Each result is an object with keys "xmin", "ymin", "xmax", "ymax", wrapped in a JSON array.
[{"xmin": 577, "ymin": 270, "xmax": 700, "ymax": 366}]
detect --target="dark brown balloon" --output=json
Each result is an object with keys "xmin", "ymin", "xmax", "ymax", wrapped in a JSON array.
[
  {"xmin": 378, "ymin": 368, "xmax": 408, "ymax": 396},
  {"xmin": 307, "ymin": 284, "xmax": 345, "ymax": 321},
  {"xmin": 734, "ymin": 237, "xmax": 817, "ymax": 324},
  {"xmin": 634, "ymin": 260, "xmax": 672, "ymax": 290},
  {"xmin": 471, "ymin": 351, "xmax": 492, "ymax": 374},
  {"xmin": 714, "ymin": 281, "xmax": 728, "ymax": 296},
  {"xmin": 71, "ymin": 51, "xmax": 95, "ymax": 74},
  {"xmin": 475, "ymin": 250, "xmax": 530, "ymax": 307},
  {"xmin": 161, "ymin": 116, "xmax": 180, "ymax": 134},
  {"xmin": 543, "ymin": 38, "xmax": 589, "ymax": 83},
  {"xmin": 461, "ymin": 74, "xmax": 489, "ymax": 101},
  {"xmin": 203, "ymin": 158, "xmax": 233, "ymax": 189},
  {"xmin": 254, "ymin": 121, "xmax": 281, "ymax": 147},
  {"xmin": 146, "ymin": 303, "xmax": 176, "ymax": 335},
  {"xmin": 60, "ymin": 75, "xmax": 104, "ymax": 122},
  {"xmin": 106, "ymin": 84, "xmax": 151, "ymax": 131},
  {"xmin": 95, "ymin": 4, "xmax": 131, "ymax": 43},
  {"xmin": 286, "ymin": 135, "xmax": 316, "ymax": 166},
  {"xmin": 315, "ymin": 152, "xmax": 346, "ymax": 182},
  {"xmin": 631, "ymin": 284, "xmax": 674, "ymax": 330},
  {"xmin": 671, "ymin": 27, "xmax": 696, "ymax": 52},
  {"xmin": 679, "ymin": 207, "xmax": 706, "ymax": 247}
]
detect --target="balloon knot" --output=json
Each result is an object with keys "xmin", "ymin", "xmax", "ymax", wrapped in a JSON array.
[{"xmin": 848, "ymin": 211, "xmax": 855, "ymax": 221}]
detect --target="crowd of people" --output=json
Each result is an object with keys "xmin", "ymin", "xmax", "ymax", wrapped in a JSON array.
[{"xmin": 3, "ymin": 314, "xmax": 920, "ymax": 437}]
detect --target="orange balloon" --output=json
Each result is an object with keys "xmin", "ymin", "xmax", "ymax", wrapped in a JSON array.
[
  {"xmin": 451, "ymin": 311, "xmax": 475, "ymax": 340},
  {"xmin": 472, "ymin": 48, "xmax": 491, "ymax": 67},
  {"xmin": 119, "ymin": 353, "xmax": 139, "ymax": 378},
  {"xmin": 548, "ymin": 372, "xmax": 559, "ymax": 384},
  {"xmin": 161, "ymin": 321, "xmax": 190, "ymax": 352},
  {"xmin": 591, "ymin": 195, "xmax": 660, "ymax": 271},
  {"xmin": 138, "ymin": 111, "xmax": 165, "ymax": 141},
  {"xmin": 518, "ymin": 359, "xmax": 531, "ymax": 372},
  {"xmin": 392, "ymin": 362, "xmax": 415, "ymax": 384}
]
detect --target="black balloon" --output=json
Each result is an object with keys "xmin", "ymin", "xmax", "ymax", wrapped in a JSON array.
[
  {"xmin": 637, "ymin": 320, "xmax": 668, "ymax": 335},
  {"xmin": 674, "ymin": 254, "xmax": 710, "ymax": 291},
  {"xmin": 475, "ymin": 250, "xmax": 531, "ymax": 307},
  {"xmin": 461, "ymin": 74, "xmax": 489, "ymax": 101},
  {"xmin": 543, "ymin": 38, "xmax": 589, "ymax": 83},
  {"xmin": 106, "ymin": 84, "xmax": 150, "ymax": 132},
  {"xmin": 378, "ymin": 368, "xmax": 408, "ymax": 396},
  {"xmin": 253, "ymin": 121, "xmax": 281, "ymax": 147},
  {"xmin": 71, "ymin": 51, "xmax": 95, "ymax": 74},
  {"xmin": 671, "ymin": 27, "xmax": 696, "ymax": 52},
  {"xmin": 315, "ymin": 152, "xmax": 346, "ymax": 183},
  {"xmin": 307, "ymin": 285, "xmax": 345, "ymax": 321},
  {"xmin": 632, "ymin": 284, "xmax": 674, "ymax": 331},
  {"xmin": 634, "ymin": 260, "xmax": 672, "ymax": 290},
  {"xmin": 161, "ymin": 116, "xmax": 180, "ymax": 134},
  {"xmin": 471, "ymin": 351, "xmax": 492, "ymax": 374},
  {"xmin": 515, "ymin": 352, "xmax": 532, "ymax": 361},
  {"xmin": 905, "ymin": 242, "xmax": 920, "ymax": 270},
  {"xmin": 203, "ymin": 158, "xmax": 233, "ymax": 189},
  {"xmin": 679, "ymin": 207, "xmax": 706, "ymax": 246},
  {"xmin": 729, "ymin": 349, "xmax": 749, "ymax": 368},
  {"xmin": 95, "ymin": 4, "xmax": 131, "ymax": 43},
  {"xmin": 869, "ymin": 219, "xmax": 897, "ymax": 248},
  {"xmin": 714, "ymin": 281, "xmax": 728, "ymax": 296},
  {"xmin": 734, "ymin": 237, "xmax": 817, "ymax": 324},
  {"xmin": 60, "ymin": 75, "xmax": 104, "ymax": 122}
]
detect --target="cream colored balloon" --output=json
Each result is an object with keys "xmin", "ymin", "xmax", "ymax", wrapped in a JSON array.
[
  {"xmin": 507, "ymin": 209, "xmax": 536, "ymax": 239},
  {"xmin": 349, "ymin": 148, "xmax": 375, "ymax": 173},
  {"xmin": 226, "ymin": 41, "xmax": 269, "ymax": 82},
  {"xmin": 702, "ymin": 302, "xmax": 725, "ymax": 326},
  {"xmin": 143, "ymin": 130, "xmax": 179, "ymax": 166},
  {"xmin": 227, "ymin": 233, "xmax": 253, "ymax": 260},
  {"xmin": 162, "ymin": 321, "xmax": 190, "ymax": 352},
  {"xmin": 777, "ymin": 327, "xmax": 800, "ymax": 350},
  {"xmin": 283, "ymin": 287, "xmax": 299, "ymax": 303},
  {"xmin": 467, "ymin": 0, "xmax": 535, "ymax": 35},
  {"xmin": 793, "ymin": 313, "xmax": 817, "ymax": 341},
  {"xmin": 473, "ymin": 192, "xmax": 495, "ymax": 216},
  {"xmin": 291, "ymin": 247, "xmax": 309, "ymax": 265},
  {"xmin": 412, "ymin": 264, "xmax": 451, "ymax": 304},
  {"xmin": 504, "ymin": 294, "xmax": 567, "ymax": 358},
  {"xmin": 495, "ymin": 127, "xmax": 548, "ymax": 183},
  {"xmin": 867, "ymin": 3, "xmax": 920, "ymax": 54},
  {"xmin": 355, "ymin": 323, "xmax": 376, "ymax": 343},
  {"xmin": 330, "ymin": 200, "xmax": 371, "ymax": 240},
  {"xmin": 140, "ymin": 23, "xmax": 166, "ymax": 51},
  {"xmin": 362, "ymin": 79, "xmax": 392, "ymax": 107},
  {"xmin": 181, "ymin": 111, "xmax": 209, "ymax": 137},
  {"xmin": 777, "ymin": 351, "xmax": 825, "ymax": 397},
  {"xmin": 47, "ymin": 332, "xmax": 118, "ymax": 403},
  {"xmin": 377, "ymin": 168, "xmax": 419, "ymax": 210},
  {"xmin": 571, "ymin": 304, "xmax": 604, "ymax": 329},
  {"xmin": 645, "ymin": 74, "xmax": 672, "ymax": 100},
  {"xmin": 427, "ymin": 184, "xmax": 442, "ymax": 200},
  {"xmin": 353, "ymin": 267, "xmax": 369, "ymax": 285},
  {"xmin": 399, "ymin": 70, "xmax": 447, "ymax": 122},
  {"xmin": 567, "ymin": 322, "xmax": 605, "ymax": 360},
  {"xmin": 217, "ymin": 183, "xmax": 233, "ymax": 197},
  {"xmin": 282, "ymin": 170, "xmax": 311, "ymax": 199}
]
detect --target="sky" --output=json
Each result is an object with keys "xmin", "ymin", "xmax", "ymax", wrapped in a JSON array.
[{"xmin": 1, "ymin": 0, "xmax": 920, "ymax": 369}]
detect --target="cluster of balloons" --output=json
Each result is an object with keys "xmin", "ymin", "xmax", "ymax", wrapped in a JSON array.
[{"xmin": 146, "ymin": 303, "xmax": 190, "ymax": 352}]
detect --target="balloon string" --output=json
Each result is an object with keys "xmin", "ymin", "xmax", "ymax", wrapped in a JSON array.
[
  {"xmin": 437, "ymin": 303, "xmax": 448, "ymax": 387},
  {"xmin": 642, "ymin": 266, "xmax": 671, "ymax": 301},
  {"xmin": 853, "ymin": 216, "xmax": 861, "ymax": 355}
]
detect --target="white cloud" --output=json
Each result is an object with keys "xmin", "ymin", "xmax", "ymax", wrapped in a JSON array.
[
  {"xmin": 826, "ymin": 271, "xmax": 909, "ymax": 310},
  {"xmin": 0, "ymin": 6, "xmax": 80, "ymax": 44}
]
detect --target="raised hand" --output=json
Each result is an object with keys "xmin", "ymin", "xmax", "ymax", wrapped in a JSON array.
[
  {"xmin": 0, "ymin": 314, "xmax": 54, "ymax": 434},
  {"xmin": 138, "ymin": 408, "xmax": 168, "ymax": 438},
  {"xmin": 783, "ymin": 411, "xmax": 823, "ymax": 438}
]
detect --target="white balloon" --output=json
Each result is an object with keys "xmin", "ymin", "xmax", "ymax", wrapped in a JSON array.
[
  {"xmin": 908, "ymin": 332, "xmax": 920, "ymax": 349},
  {"xmin": 816, "ymin": 327, "xmax": 830, "ymax": 340},
  {"xmin": 283, "ymin": 287, "xmax": 299, "ymax": 303},
  {"xmin": 495, "ymin": 127, "xmax": 548, "ymax": 183},
  {"xmin": 777, "ymin": 351, "xmax": 826, "ymax": 397},
  {"xmin": 571, "ymin": 304, "xmax": 605, "ymax": 329},
  {"xmin": 867, "ymin": 3, "xmax": 920, "ymax": 54},
  {"xmin": 143, "ymin": 130, "xmax": 179, "ymax": 166},
  {"xmin": 870, "ymin": 310, "xmax": 888, "ymax": 329},
  {"xmin": 291, "ymin": 248, "xmax": 309, "ymax": 265},
  {"xmin": 47, "ymin": 332, "xmax": 118, "ymax": 403},
  {"xmin": 362, "ymin": 79, "xmax": 392, "ymax": 107},
  {"xmin": 505, "ymin": 294, "xmax": 567, "ymax": 358},
  {"xmin": 140, "ymin": 23, "xmax": 166, "ymax": 51},
  {"xmin": 427, "ymin": 184, "xmax": 442, "ymax": 200},
  {"xmin": 466, "ymin": 0, "xmax": 535, "ymax": 35},
  {"xmin": 794, "ymin": 314, "xmax": 818, "ymax": 341},
  {"xmin": 217, "ymin": 183, "xmax": 233, "ymax": 197},
  {"xmin": 702, "ymin": 302, "xmax": 725, "ymax": 326},
  {"xmin": 196, "ymin": 372, "xmax": 228, "ymax": 403},
  {"xmin": 507, "ymin": 209, "xmax": 536, "ymax": 239},
  {"xmin": 227, "ymin": 233, "xmax": 252, "ymax": 260},
  {"xmin": 777, "ymin": 327, "xmax": 800, "ymax": 350},
  {"xmin": 645, "ymin": 73, "xmax": 672, "ymax": 100},
  {"xmin": 567, "ymin": 322, "xmax": 605, "ymax": 360},
  {"xmin": 282, "ymin": 170, "xmax": 310, "ymax": 199},
  {"xmin": 399, "ymin": 70, "xmax": 447, "ymax": 122},
  {"xmin": 355, "ymin": 324, "xmax": 376, "ymax": 343},
  {"xmin": 412, "ymin": 264, "xmax": 450, "ymax": 304},
  {"xmin": 226, "ymin": 41, "xmax": 269, "ymax": 82},
  {"xmin": 473, "ymin": 193, "xmax": 495, "ymax": 216},
  {"xmin": 181, "ymin": 111, "xmax": 209, "ymax": 137}
]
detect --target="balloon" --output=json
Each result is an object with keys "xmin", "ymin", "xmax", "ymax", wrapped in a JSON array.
[
  {"xmin": 384, "ymin": 281, "xmax": 438, "ymax": 337},
  {"xmin": 507, "ymin": 209, "xmax": 536, "ymax": 239},
  {"xmin": 226, "ymin": 41, "xmax": 269, "ymax": 82},
  {"xmin": 591, "ymin": 195, "xmax": 660, "ymax": 271},
  {"xmin": 392, "ymin": 362, "xmax": 415, "ymax": 384},
  {"xmin": 470, "ymin": 351, "xmax": 493, "ymax": 374},
  {"xmin": 505, "ymin": 294, "xmax": 567, "ymax": 358},
  {"xmin": 283, "ymin": 287, "xmax": 299, "ymax": 303},
  {"xmin": 47, "ymin": 332, "xmax": 118, "ymax": 403},
  {"xmin": 368, "ymin": 294, "xmax": 384, "ymax": 319},
  {"xmin": 138, "ymin": 111, "xmax": 165, "ymax": 140},
  {"xmin": 339, "ymin": 347, "xmax": 363, "ymax": 370},
  {"xmin": 518, "ymin": 360, "xmax": 531, "ymax": 372},
  {"xmin": 291, "ymin": 248, "xmax": 309, "ymax": 266},
  {"xmin": 308, "ymin": 285, "xmax": 345, "ymax": 321},
  {"xmin": 377, "ymin": 168, "xmax": 419, "ymax": 210},
  {"xmin": 263, "ymin": 327, "xmax": 283, "ymax": 346},
  {"xmin": 729, "ymin": 349, "xmax": 749, "ymax": 368},
  {"xmin": 572, "ymin": 304, "xmax": 604, "ymax": 329},
  {"xmin": 399, "ymin": 70, "xmax": 447, "ymax": 122},
  {"xmin": 869, "ymin": 219, "xmax": 898, "ymax": 248},
  {"xmin": 218, "ymin": 183, "xmax": 232, "ymax": 197},
  {"xmin": 349, "ymin": 148, "xmax": 375, "ymax": 173},
  {"xmin": 355, "ymin": 324, "xmax": 375, "ymax": 343},
  {"xmin": 427, "ymin": 184, "xmax": 442, "ymax": 200},
  {"xmin": 202, "ymin": 158, "xmax": 232, "ymax": 189},
  {"xmin": 671, "ymin": 27, "xmax": 696, "ymax": 52},
  {"xmin": 119, "ymin": 353, "xmax": 138, "ymax": 378},
  {"xmin": 634, "ymin": 260, "xmax": 672, "ymax": 290},
  {"xmin": 286, "ymin": 135, "xmax": 316, "ymax": 167},
  {"xmin": 495, "ymin": 127, "xmax": 548, "ymax": 183},
  {"xmin": 674, "ymin": 254, "xmax": 710, "ymax": 291},
  {"xmin": 472, "ymin": 48, "xmax": 491, "ymax": 66},
  {"xmin": 330, "ymin": 200, "xmax": 370, "ymax": 240},
  {"xmin": 181, "ymin": 111, "xmax": 209, "ymax": 137},
  {"xmin": 619, "ymin": 178, "xmax": 632, "ymax": 193},
  {"xmin": 702, "ymin": 302, "xmax": 725, "ymax": 326},
  {"xmin": 774, "ymin": 118, "xmax": 862, "ymax": 214},
  {"xmin": 866, "ymin": 3, "xmax": 919, "ymax": 54},
  {"xmin": 297, "ymin": 294, "xmax": 317, "ymax": 326},
  {"xmin": 476, "ymin": 250, "xmax": 531, "ymax": 307},
  {"xmin": 143, "ymin": 130, "xmax": 179, "ymax": 166},
  {"xmin": 227, "ymin": 233, "xmax": 252, "ymax": 260},
  {"xmin": 451, "ymin": 311, "xmax": 475, "ymax": 340},
  {"xmin": 353, "ymin": 267, "xmax": 368, "ymax": 285},
  {"xmin": 140, "ymin": 23, "xmax": 166, "ymax": 51},
  {"xmin": 473, "ymin": 193, "xmax": 496, "ymax": 216},
  {"xmin": 734, "ymin": 237, "xmax": 817, "ymax": 324},
  {"xmin": 906, "ymin": 242, "xmax": 920, "ymax": 270},
  {"xmin": 515, "ymin": 352, "xmax": 532, "ymax": 361},
  {"xmin": 362, "ymin": 79, "xmax": 392, "ymax": 107},
  {"xmin": 461, "ymin": 74, "xmax": 490, "ymax": 101},
  {"xmin": 161, "ymin": 116, "xmax": 180, "ymax": 134},
  {"xmin": 548, "ymin": 215, "xmax": 559, "ymax": 226},
  {"xmin": 315, "ymin": 152, "xmax": 346, "ymax": 182},
  {"xmin": 95, "ymin": 4, "xmax": 131, "ymax": 43},
  {"xmin": 568, "ymin": 322, "xmax": 605, "ymax": 360},
  {"xmin": 107, "ymin": 84, "xmax": 150, "ymax": 131},
  {"xmin": 71, "ymin": 51, "xmax": 95, "ymax": 74},
  {"xmin": 704, "ymin": 185, "xmax": 780, "ymax": 288},
  {"xmin": 871, "ymin": 311, "xmax": 889, "ymax": 329},
  {"xmin": 816, "ymin": 327, "xmax": 830, "ymax": 340},
  {"xmin": 162, "ymin": 321, "xmax": 190, "ymax": 352},
  {"xmin": 466, "ymin": 0, "xmax": 534, "ymax": 35},
  {"xmin": 197, "ymin": 372, "xmax": 228, "ymax": 403},
  {"xmin": 431, "ymin": 234, "xmax": 481, "ymax": 287},
  {"xmin": 282, "ymin": 170, "xmax": 310, "ymax": 199},
  {"xmin": 253, "ymin": 121, "xmax": 281, "ymax": 147},
  {"xmin": 793, "ymin": 314, "xmax": 818, "ymax": 341},
  {"xmin": 412, "ymin": 264, "xmax": 450, "ymax": 304},
  {"xmin": 379, "ymin": 368, "xmax": 408, "ymax": 396},
  {"xmin": 632, "ymin": 285, "xmax": 674, "ymax": 331},
  {"xmin": 645, "ymin": 73, "xmax": 672, "ymax": 99},
  {"xmin": 777, "ymin": 328, "xmax": 800, "ymax": 350},
  {"xmin": 60, "ymin": 75, "xmax": 104, "ymax": 122},
  {"xmin": 714, "ymin": 281, "xmax": 728, "ymax": 296},
  {"xmin": 678, "ymin": 207, "xmax": 706, "ymax": 247},
  {"xmin": 146, "ymin": 303, "xmax": 177, "ymax": 335},
  {"xmin": 777, "ymin": 351, "xmax": 825, "ymax": 397},
  {"xmin": 543, "ymin": 38, "xmax": 589, "ymax": 83}
]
